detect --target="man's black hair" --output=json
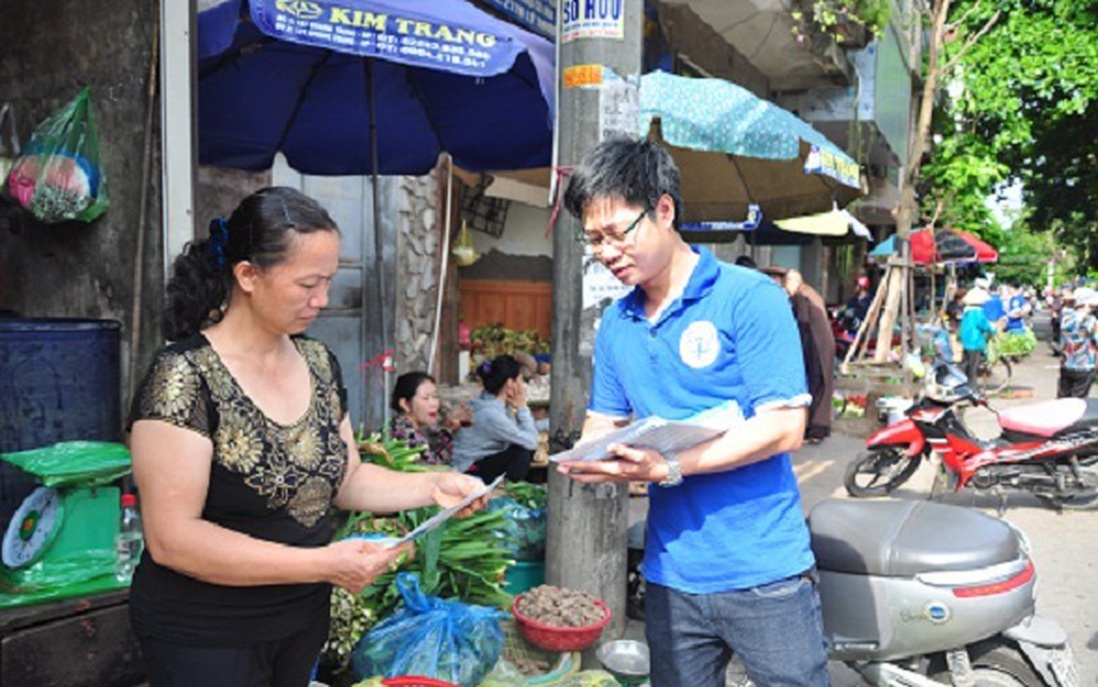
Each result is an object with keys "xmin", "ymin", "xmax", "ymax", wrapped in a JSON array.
[
  {"xmin": 563, "ymin": 137, "xmax": 683, "ymax": 231},
  {"xmin": 735, "ymin": 255, "xmax": 758, "ymax": 269}
]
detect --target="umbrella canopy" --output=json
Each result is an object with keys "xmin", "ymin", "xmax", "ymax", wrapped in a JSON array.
[
  {"xmin": 951, "ymin": 229, "xmax": 999, "ymax": 263},
  {"xmin": 868, "ymin": 234, "xmax": 898, "ymax": 259},
  {"xmin": 910, "ymin": 228, "xmax": 976, "ymax": 263},
  {"xmin": 197, "ymin": 0, "xmax": 555, "ymax": 175},
  {"xmin": 683, "ymin": 206, "xmax": 870, "ymax": 245},
  {"xmin": 775, "ymin": 208, "xmax": 872, "ymax": 238},
  {"xmin": 637, "ymin": 71, "xmax": 863, "ymax": 223},
  {"xmin": 744, "ymin": 220, "xmax": 814, "ymax": 246},
  {"xmin": 869, "ymin": 228, "xmax": 998, "ymax": 264}
]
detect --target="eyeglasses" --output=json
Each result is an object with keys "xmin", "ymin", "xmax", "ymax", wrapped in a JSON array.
[{"xmin": 578, "ymin": 207, "xmax": 649, "ymax": 250}]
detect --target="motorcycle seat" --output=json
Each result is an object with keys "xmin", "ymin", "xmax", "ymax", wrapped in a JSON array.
[
  {"xmin": 997, "ymin": 398, "xmax": 1090, "ymax": 438},
  {"xmin": 808, "ymin": 499, "xmax": 1021, "ymax": 577}
]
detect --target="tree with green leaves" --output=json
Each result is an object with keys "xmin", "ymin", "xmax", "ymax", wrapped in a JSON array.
[
  {"xmin": 858, "ymin": 0, "xmax": 999, "ymax": 364},
  {"xmin": 855, "ymin": 0, "xmax": 1098, "ymax": 366},
  {"xmin": 921, "ymin": 0, "xmax": 1098, "ymax": 272}
]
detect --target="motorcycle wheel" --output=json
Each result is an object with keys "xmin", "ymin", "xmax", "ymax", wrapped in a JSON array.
[
  {"xmin": 1058, "ymin": 494, "xmax": 1098, "ymax": 510},
  {"xmin": 1050, "ymin": 469, "xmax": 1098, "ymax": 510},
  {"xmin": 844, "ymin": 448, "xmax": 921, "ymax": 497},
  {"xmin": 928, "ymin": 639, "xmax": 1045, "ymax": 686}
]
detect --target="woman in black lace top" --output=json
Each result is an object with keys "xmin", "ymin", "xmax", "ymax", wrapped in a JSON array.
[{"xmin": 128, "ymin": 188, "xmax": 487, "ymax": 687}]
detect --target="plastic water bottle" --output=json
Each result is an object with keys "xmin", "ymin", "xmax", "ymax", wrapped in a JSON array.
[{"xmin": 115, "ymin": 493, "xmax": 144, "ymax": 585}]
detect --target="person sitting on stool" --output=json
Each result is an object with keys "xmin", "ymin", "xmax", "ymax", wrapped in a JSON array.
[{"xmin": 452, "ymin": 355, "xmax": 539, "ymax": 483}]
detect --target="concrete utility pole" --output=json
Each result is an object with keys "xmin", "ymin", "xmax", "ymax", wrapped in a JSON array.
[{"xmin": 547, "ymin": 0, "xmax": 644, "ymax": 646}]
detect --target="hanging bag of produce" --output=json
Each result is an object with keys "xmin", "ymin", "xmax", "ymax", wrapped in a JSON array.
[
  {"xmin": 6, "ymin": 86, "xmax": 109, "ymax": 223},
  {"xmin": 0, "ymin": 102, "xmax": 20, "ymax": 190},
  {"xmin": 351, "ymin": 572, "xmax": 507, "ymax": 687},
  {"xmin": 451, "ymin": 221, "xmax": 479, "ymax": 267}
]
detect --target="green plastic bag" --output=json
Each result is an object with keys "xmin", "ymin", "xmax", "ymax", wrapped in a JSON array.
[
  {"xmin": 0, "ymin": 441, "xmax": 131, "ymax": 488},
  {"xmin": 5, "ymin": 86, "xmax": 109, "ymax": 223}
]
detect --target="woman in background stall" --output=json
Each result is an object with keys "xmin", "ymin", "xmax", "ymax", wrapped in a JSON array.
[
  {"xmin": 388, "ymin": 371, "xmax": 472, "ymax": 466},
  {"xmin": 452, "ymin": 355, "xmax": 539, "ymax": 483}
]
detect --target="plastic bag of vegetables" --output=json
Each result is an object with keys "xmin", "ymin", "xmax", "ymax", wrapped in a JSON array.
[
  {"xmin": 351, "ymin": 572, "xmax": 508, "ymax": 687},
  {"xmin": 6, "ymin": 87, "xmax": 108, "ymax": 223},
  {"xmin": 488, "ymin": 483, "xmax": 547, "ymax": 561}
]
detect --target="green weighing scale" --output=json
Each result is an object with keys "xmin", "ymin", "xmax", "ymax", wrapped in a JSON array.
[{"xmin": 0, "ymin": 441, "xmax": 131, "ymax": 608}]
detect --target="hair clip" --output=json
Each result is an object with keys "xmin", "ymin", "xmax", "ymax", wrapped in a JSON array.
[{"xmin": 206, "ymin": 217, "xmax": 229, "ymax": 269}]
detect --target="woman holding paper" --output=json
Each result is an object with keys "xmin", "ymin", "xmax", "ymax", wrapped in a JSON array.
[
  {"xmin": 452, "ymin": 354, "xmax": 540, "ymax": 482},
  {"xmin": 128, "ymin": 187, "xmax": 487, "ymax": 687}
]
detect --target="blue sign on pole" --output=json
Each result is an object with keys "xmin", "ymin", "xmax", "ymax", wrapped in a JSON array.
[{"xmin": 479, "ymin": 0, "xmax": 556, "ymax": 39}]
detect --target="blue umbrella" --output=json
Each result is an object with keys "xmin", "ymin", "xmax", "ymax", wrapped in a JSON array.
[
  {"xmin": 637, "ymin": 71, "xmax": 863, "ymax": 223},
  {"xmin": 197, "ymin": 1, "xmax": 554, "ymax": 426},
  {"xmin": 869, "ymin": 235, "xmax": 897, "ymax": 258},
  {"xmin": 197, "ymin": 0, "xmax": 555, "ymax": 176}
]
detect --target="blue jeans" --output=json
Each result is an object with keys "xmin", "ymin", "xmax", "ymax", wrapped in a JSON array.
[{"xmin": 645, "ymin": 573, "xmax": 830, "ymax": 687}]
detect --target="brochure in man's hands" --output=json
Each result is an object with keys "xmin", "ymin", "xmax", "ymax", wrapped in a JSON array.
[{"xmin": 549, "ymin": 401, "xmax": 744, "ymax": 463}]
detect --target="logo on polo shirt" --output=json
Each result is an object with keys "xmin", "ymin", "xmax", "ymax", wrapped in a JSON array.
[{"xmin": 679, "ymin": 320, "xmax": 720, "ymax": 369}]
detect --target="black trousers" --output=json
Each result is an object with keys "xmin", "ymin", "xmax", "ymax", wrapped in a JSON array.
[
  {"xmin": 139, "ymin": 611, "xmax": 328, "ymax": 687},
  {"xmin": 962, "ymin": 349, "xmax": 985, "ymax": 389},
  {"xmin": 1058, "ymin": 367, "xmax": 1095, "ymax": 398},
  {"xmin": 471, "ymin": 443, "xmax": 533, "ymax": 483}
]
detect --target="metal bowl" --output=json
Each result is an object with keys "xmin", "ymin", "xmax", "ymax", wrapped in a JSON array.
[{"xmin": 596, "ymin": 639, "xmax": 650, "ymax": 683}]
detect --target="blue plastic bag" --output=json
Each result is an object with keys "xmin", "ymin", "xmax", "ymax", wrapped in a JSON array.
[{"xmin": 351, "ymin": 572, "xmax": 508, "ymax": 687}]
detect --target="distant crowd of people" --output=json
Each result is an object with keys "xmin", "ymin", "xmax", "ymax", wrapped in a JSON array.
[{"xmin": 942, "ymin": 278, "xmax": 1098, "ymax": 398}]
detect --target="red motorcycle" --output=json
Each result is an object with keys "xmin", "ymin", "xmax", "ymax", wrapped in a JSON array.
[{"xmin": 845, "ymin": 363, "xmax": 1098, "ymax": 509}]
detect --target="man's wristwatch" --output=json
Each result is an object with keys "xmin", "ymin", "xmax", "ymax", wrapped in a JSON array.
[{"xmin": 658, "ymin": 451, "xmax": 684, "ymax": 487}]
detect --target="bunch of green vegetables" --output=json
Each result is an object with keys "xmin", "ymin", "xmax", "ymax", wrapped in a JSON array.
[
  {"xmin": 354, "ymin": 429, "xmax": 432, "ymax": 472},
  {"xmin": 996, "ymin": 329, "xmax": 1037, "ymax": 358},
  {"xmin": 470, "ymin": 322, "xmax": 551, "ymax": 358},
  {"xmin": 324, "ymin": 437, "xmax": 514, "ymax": 670},
  {"xmin": 502, "ymin": 481, "xmax": 547, "ymax": 512}
]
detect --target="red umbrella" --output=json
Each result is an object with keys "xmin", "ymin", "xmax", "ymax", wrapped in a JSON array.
[
  {"xmin": 909, "ymin": 227, "xmax": 998, "ymax": 264},
  {"xmin": 951, "ymin": 229, "xmax": 998, "ymax": 263}
]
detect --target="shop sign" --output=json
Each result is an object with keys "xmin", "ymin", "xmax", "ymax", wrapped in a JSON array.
[
  {"xmin": 480, "ymin": 0, "xmax": 556, "ymax": 39},
  {"xmin": 253, "ymin": 0, "xmax": 518, "ymax": 76},
  {"xmin": 561, "ymin": 0, "xmax": 625, "ymax": 43}
]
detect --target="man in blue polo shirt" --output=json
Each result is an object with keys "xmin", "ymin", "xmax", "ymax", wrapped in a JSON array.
[
  {"xmin": 983, "ymin": 283, "xmax": 1006, "ymax": 330},
  {"xmin": 559, "ymin": 138, "xmax": 828, "ymax": 687},
  {"xmin": 1004, "ymin": 284, "xmax": 1030, "ymax": 333}
]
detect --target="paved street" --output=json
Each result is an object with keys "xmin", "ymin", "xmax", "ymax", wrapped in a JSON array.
[
  {"xmin": 794, "ymin": 329, "xmax": 1098, "ymax": 684},
  {"xmin": 628, "ymin": 313, "xmax": 1098, "ymax": 684}
]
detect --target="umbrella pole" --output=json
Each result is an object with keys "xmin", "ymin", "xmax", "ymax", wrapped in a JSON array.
[
  {"xmin": 367, "ymin": 58, "xmax": 389, "ymax": 426},
  {"xmin": 930, "ymin": 269, "xmax": 936, "ymax": 320},
  {"xmin": 429, "ymin": 156, "xmax": 454, "ymax": 378}
]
